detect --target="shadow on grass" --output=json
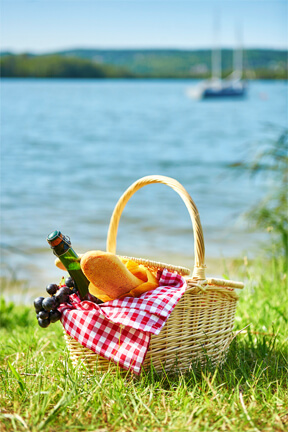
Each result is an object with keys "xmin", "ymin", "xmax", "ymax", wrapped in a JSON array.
[{"xmin": 139, "ymin": 331, "xmax": 288, "ymax": 392}]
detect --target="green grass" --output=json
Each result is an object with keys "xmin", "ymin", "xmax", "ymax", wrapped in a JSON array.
[{"xmin": 0, "ymin": 257, "xmax": 287, "ymax": 432}]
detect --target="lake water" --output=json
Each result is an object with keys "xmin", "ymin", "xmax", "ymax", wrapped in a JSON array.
[{"xmin": 1, "ymin": 79, "xmax": 287, "ymax": 293}]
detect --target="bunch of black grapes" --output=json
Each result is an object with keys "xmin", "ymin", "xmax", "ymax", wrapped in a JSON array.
[{"xmin": 34, "ymin": 277, "xmax": 77, "ymax": 328}]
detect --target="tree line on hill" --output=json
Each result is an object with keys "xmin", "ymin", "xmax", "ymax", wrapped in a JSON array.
[
  {"xmin": 0, "ymin": 49, "xmax": 287, "ymax": 79},
  {"xmin": 0, "ymin": 54, "xmax": 134, "ymax": 79}
]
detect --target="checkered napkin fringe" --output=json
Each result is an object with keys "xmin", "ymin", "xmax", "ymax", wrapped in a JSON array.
[{"xmin": 60, "ymin": 269, "xmax": 187, "ymax": 374}]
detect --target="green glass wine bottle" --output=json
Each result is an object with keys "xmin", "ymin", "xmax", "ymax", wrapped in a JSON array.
[{"xmin": 47, "ymin": 230, "xmax": 91, "ymax": 300}]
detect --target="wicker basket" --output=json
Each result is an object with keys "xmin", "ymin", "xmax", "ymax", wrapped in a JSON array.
[{"xmin": 64, "ymin": 175, "xmax": 244, "ymax": 373}]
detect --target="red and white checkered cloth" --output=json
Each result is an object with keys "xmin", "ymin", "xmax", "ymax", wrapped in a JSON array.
[{"xmin": 59, "ymin": 269, "xmax": 187, "ymax": 375}]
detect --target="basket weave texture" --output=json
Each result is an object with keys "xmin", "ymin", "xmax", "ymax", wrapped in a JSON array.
[{"xmin": 64, "ymin": 175, "xmax": 243, "ymax": 373}]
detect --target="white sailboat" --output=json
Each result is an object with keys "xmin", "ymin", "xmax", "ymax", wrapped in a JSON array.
[{"xmin": 188, "ymin": 21, "xmax": 247, "ymax": 100}]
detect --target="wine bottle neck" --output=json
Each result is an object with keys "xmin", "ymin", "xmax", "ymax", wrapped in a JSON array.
[{"xmin": 52, "ymin": 241, "xmax": 71, "ymax": 257}]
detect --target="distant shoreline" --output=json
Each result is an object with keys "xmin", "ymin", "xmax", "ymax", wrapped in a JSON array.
[
  {"xmin": 1, "ymin": 76, "xmax": 287, "ymax": 81},
  {"xmin": 1, "ymin": 49, "xmax": 287, "ymax": 80}
]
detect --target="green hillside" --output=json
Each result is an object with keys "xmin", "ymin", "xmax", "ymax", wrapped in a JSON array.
[
  {"xmin": 0, "ymin": 54, "xmax": 134, "ymax": 79},
  {"xmin": 0, "ymin": 48, "xmax": 287, "ymax": 79}
]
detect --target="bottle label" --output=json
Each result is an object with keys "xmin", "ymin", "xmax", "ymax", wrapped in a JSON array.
[{"xmin": 65, "ymin": 258, "xmax": 81, "ymax": 271}]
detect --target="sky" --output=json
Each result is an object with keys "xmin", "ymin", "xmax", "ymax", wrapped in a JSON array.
[{"xmin": 0, "ymin": 0, "xmax": 287, "ymax": 53}]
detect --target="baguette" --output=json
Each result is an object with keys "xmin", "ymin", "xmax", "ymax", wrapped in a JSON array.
[{"xmin": 80, "ymin": 250, "xmax": 143, "ymax": 299}]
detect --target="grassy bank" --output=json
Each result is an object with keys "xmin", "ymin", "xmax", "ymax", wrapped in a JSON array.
[{"xmin": 0, "ymin": 256, "xmax": 287, "ymax": 432}]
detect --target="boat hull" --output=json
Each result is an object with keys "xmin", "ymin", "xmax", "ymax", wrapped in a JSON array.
[{"xmin": 202, "ymin": 86, "xmax": 246, "ymax": 98}]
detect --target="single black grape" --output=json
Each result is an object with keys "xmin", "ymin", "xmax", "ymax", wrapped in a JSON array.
[
  {"xmin": 38, "ymin": 310, "xmax": 50, "ymax": 320},
  {"xmin": 49, "ymin": 309, "xmax": 62, "ymax": 323},
  {"xmin": 38, "ymin": 318, "xmax": 50, "ymax": 328},
  {"xmin": 34, "ymin": 297, "xmax": 45, "ymax": 313},
  {"xmin": 61, "ymin": 286, "xmax": 72, "ymax": 295},
  {"xmin": 42, "ymin": 296, "xmax": 58, "ymax": 311},
  {"xmin": 65, "ymin": 277, "xmax": 74, "ymax": 288},
  {"xmin": 46, "ymin": 283, "xmax": 58, "ymax": 295},
  {"xmin": 55, "ymin": 287, "xmax": 70, "ymax": 304}
]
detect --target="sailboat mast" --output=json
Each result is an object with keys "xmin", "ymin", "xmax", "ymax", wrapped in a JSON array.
[
  {"xmin": 212, "ymin": 11, "xmax": 221, "ymax": 80},
  {"xmin": 233, "ymin": 23, "xmax": 243, "ymax": 79}
]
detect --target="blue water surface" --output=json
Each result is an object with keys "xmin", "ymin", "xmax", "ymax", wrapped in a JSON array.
[{"xmin": 1, "ymin": 79, "xmax": 287, "ymax": 288}]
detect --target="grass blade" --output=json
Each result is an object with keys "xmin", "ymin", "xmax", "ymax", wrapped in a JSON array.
[{"xmin": 7, "ymin": 361, "xmax": 25, "ymax": 394}]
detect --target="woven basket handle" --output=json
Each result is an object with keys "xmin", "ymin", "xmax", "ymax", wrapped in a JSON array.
[{"xmin": 106, "ymin": 175, "xmax": 206, "ymax": 280}]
